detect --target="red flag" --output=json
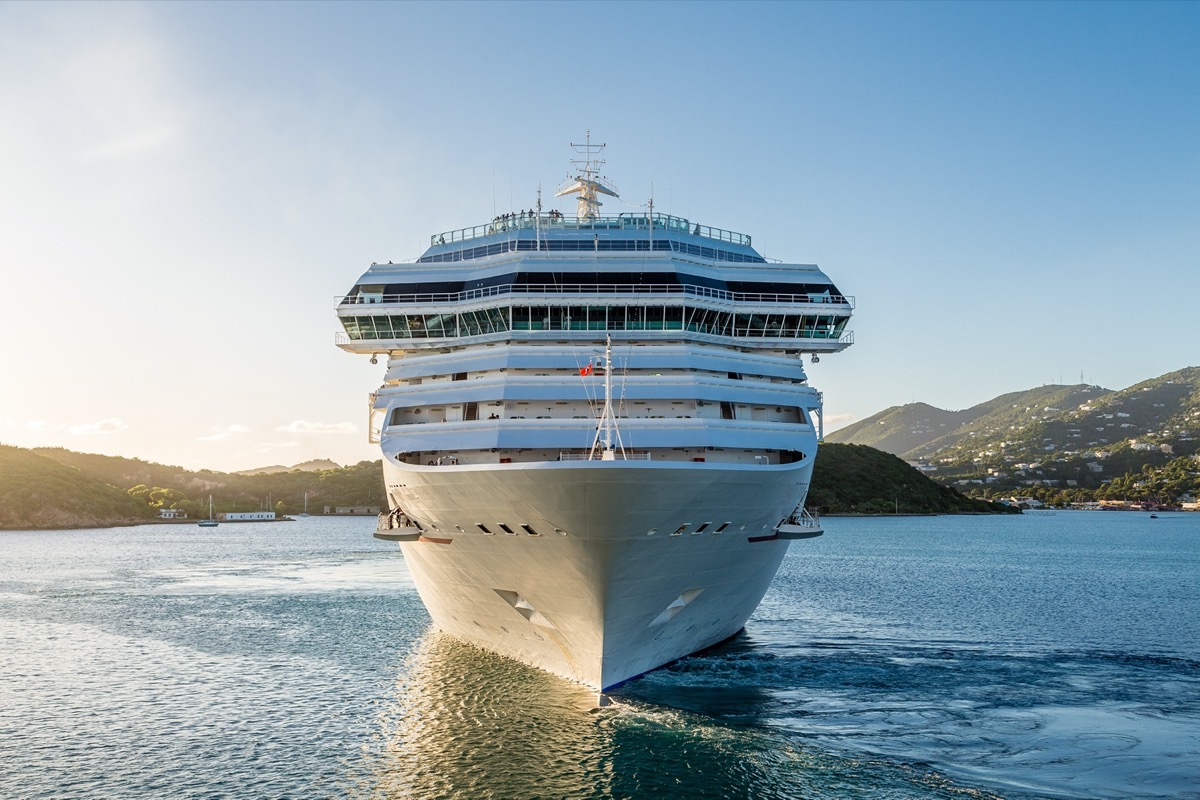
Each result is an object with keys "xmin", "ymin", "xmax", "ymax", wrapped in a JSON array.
[{"xmin": 579, "ymin": 364, "xmax": 593, "ymax": 376}]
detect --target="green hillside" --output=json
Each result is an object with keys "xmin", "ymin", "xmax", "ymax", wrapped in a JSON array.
[
  {"xmin": 31, "ymin": 448, "xmax": 387, "ymax": 521},
  {"xmin": 828, "ymin": 384, "xmax": 1111, "ymax": 460},
  {"xmin": 0, "ymin": 444, "xmax": 154, "ymax": 529},
  {"xmin": 828, "ymin": 367, "xmax": 1200, "ymax": 504},
  {"xmin": 808, "ymin": 443, "xmax": 1011, "ymax": 515},
  {"xmin": 3, "ymin": 440, "xmax": 1011, "ymax": 530},
  {"xmin": 824, "ymin": 402, "xmax": 966, "ymax": 456}
]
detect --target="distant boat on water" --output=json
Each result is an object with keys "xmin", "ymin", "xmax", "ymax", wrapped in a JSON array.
[
  {"xmin": 198, "ymin": 496, "xmax": 219, "ymax": 528},
  {"xmin": 300, "ymin": 491, "xmax": 310, "ymax": 517}
]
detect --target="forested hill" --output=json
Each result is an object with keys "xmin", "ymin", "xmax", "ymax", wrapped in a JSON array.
[
  {"xmin": 808, "ymin": 444, "xmax": 1012, "ymax": 515},
  {"xmin": 826, "ymin": 384, "xmax": 1110, "ymax": 459},
  {"xmin": 826, "ymin": 368, "xmax": 1200, "ymax": 475},
  {"xmin": 2, "ymin": 442, "xmax": 1010, "ymax": 529},
  {"xmin": 3, "ymin": 448, "xmax": 387, "ymax": 529},
  {"xmin": 0, "ymin": 445, "xmax": 154, "ymax": 529}
]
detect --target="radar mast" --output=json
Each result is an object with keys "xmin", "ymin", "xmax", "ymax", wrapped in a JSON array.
[{"xmin": 555, "ymin": 130, "xmax": 619, "ymax": 220}]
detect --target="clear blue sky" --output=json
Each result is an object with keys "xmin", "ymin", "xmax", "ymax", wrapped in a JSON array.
[{"xmin": 1, "ymin": 1, "xmax": 1197, "ymax": 471}]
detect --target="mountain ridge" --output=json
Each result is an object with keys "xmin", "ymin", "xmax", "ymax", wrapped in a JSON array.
[{"xmin": 827, "ymin": 366, "xmax": 1200, "ymax": 499}]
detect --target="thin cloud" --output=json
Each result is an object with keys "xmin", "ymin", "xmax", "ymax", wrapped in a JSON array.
[
  {"xmin": 275, "ymin": 420, "xmax": 357, "ymax": 435},
  {"xmin": 197, "ymin": 424, "xmax": 251, "ymax": 442},
  {"xmin": 78, "ymin": 124, "xmax": 178, "ymax": 163},
  {"xmin": 254, "ymin": 441, "xmax": 303, "ymax": 454},
  {"xmin": 67, "ymin": 418, "xmax": 128, "ymax": 435}
]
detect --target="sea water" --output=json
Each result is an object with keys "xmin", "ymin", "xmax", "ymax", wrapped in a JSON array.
[{"xmin": 1, "ymin": 512, "xmax": 1197, "ymax": 799}]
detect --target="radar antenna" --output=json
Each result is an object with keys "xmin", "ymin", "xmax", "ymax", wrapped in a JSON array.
[{"xmin": 555, "ymin": 130, "xmax": 619, "ymax": 220}]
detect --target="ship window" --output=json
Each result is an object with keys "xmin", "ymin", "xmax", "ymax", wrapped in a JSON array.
[
  {"xmin": 671, "ymin": 524, "xmax": 690, "ymax": 536},
  {"xmin": 371, "ymin": 317, "xmax": 394, "ymax": 337},
  {"xmin": 341, "ymin": 317, "xmax": 363, "ymax": 340},
  {"xmin": 520, "ymin": 524, "xmax": 539, "ymax": 536},
  {"xmin": 453, "ymin": 372, "xmax": 467, "ymax": 381},
  {"xmin": 498, "ymin": 523, "xmax": 515, "ymax": 535},
  {"xmin": 721, "ymin": 402, "xmax": 735, "ymax": 420},
  {"xmin": 476, "ymin": 523, "xmax": 493, "ymax": 534},
  {"xmin": 458, "ymin": 311, "xmax": 483, "ymax": 336},
  {"xmin": 554, "ymin": 528, "xmax": 567, "ymax": 536},
  {"xmin": 646, "ymin": 528, "xmax": 658, "ymax": 536},
  {"xmin": 715, "ymin": 522, "xmax": 731, "ymax": 533},
  {"xmin": 693, "ymin": 522, "xmax": 711, "ymax": 534}
]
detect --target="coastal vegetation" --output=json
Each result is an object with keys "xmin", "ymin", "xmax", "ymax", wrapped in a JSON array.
[
  {"xmin": 807, "ymin": 444, "xmax": 1012, "ymax": 515},
  {"xmin": 9, "ymin": 364, "xmax": 1196, "ymax": 529},
  {"xmin": 1, "ymin": 441, "xmax": 1008, "ymax": 530},
  {"xmin": 1, "ymin": 447, "xmax": 386, "ymax": 529},
  {"xmin": 0, "ymin": 445, "xmax": 154, "ymax": 529}
]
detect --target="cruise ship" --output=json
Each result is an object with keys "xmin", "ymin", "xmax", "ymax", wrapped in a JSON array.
[{"xmin": 336, "ymin": 139, "xmax": 854, "ymax": 691}]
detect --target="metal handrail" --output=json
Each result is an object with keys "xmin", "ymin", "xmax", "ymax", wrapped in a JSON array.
[
  {"xmin": 430, "ymin": 212, "xmax": 751, "ymax": 249},
  {"xmin": 785, "ymin": 507, "xmax": 821, "ymax": 527},
  {"xmin": 337, "ymin": 327, "xmax": 854, "ymax": 346},
  {"xmin": 558, "ymin": 451, "xmax": 652, "ymax": 461},
  {"xmin": 341, "ymin": 283, "xmax": 854, "ymax": 308}
]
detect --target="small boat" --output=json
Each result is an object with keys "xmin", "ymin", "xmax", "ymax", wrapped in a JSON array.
[
  {"xmin": 299, "ymin": 491, "xmax": 310, "ymax": 517},
  {"xmin": 1150, "ymin": 513, "xmax": 1159, "ymax": 519},
  {"xmin": 198, "ymin": 495, "xmax": 219, "ymax": 527}
]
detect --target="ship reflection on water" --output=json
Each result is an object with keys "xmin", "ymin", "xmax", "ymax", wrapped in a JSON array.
[{"xmin": 355, "ymin": 631, "xmax": 827, "ymax": 800}]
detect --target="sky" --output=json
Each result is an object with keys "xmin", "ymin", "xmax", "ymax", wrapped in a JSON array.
[{"xmin": 1, "ymin": 0, "xmax": 1197, "ymax": 473}]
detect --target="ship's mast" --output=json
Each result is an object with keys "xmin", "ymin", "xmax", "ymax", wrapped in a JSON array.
[
  {"xmin": 589, "ymin": 335, "xmax": 626, "ymax": 461},
  {"xmin": 555, "ymin": 130, "xmax": 619, "ymax": 220}
]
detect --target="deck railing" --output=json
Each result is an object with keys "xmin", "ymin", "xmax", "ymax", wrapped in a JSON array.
[
  {"xmin": 557, "ymin": 451, "xmax": 653, "ymax": 461},
  {"xmin": 431, "ymin": 212, "xmax": 751, "ymax": 249},
  {"xmin": 342, "ymin": 283, "xmax": 854, "ymax": 308}
]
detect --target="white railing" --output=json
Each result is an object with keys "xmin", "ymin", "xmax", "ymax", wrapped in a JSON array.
[
  {"xmin": 785, "ymin": 506, "xmax": 821, "ymax": 528},
  {"xmin": 558, "ymin": 451, "xmax": 652, "ymax": 461},
  {"xmin": 340, "ymin": 283, "xmax": 854, "ymax": 308},
  {"xmin": 431, "ymin": 212, "xmax": 751, "ymax": 248}
]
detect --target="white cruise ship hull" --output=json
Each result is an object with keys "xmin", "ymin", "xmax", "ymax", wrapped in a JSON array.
[
  {"xmin": 386, "ymin": 458, "xmax": 812, "ymax": 690},
  {"xmin": 338, "ymin": 143, "xmax": 853, "ymax": 690}
]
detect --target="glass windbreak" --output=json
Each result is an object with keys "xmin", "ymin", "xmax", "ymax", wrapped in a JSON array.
[{"xmin": 341, "ymin": 307, "xmax": 848, "ymax": 341}]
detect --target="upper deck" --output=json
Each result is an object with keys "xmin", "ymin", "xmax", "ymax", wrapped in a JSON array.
[
  {"xmin": 337, "ymin": 139, "xmax": 853, "ymax": 355},
  {"xmin": 427, "ymin": 212, "xmax": 752, "ymax": 252}
]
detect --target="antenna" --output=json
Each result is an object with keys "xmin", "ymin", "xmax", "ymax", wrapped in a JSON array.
[
  {"xmin": 648, "ymin": 195, "xmax": 654, "ymax": 252},
  {"xmin": 535, "ymin": 184, "xmax": 542, "ymax": 252},
  {"xmin": 588, "ymin": 335, "xmax": 627, "ymax": 461},
  {"xmin": 555, "ymin": 130, "xmax": 619, "ymax": 220}
]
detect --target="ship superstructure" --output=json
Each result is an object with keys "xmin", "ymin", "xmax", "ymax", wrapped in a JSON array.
[{"xmin": 336, "ymin": 141, "xmax": 853, "ymax": 690}]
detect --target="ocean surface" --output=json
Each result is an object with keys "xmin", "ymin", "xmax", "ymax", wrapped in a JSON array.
[{"xmin": 1, "ymin": 512, "xmax": 1197, "ymax": 799}]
